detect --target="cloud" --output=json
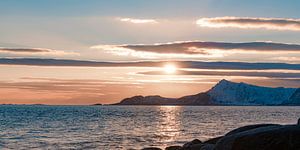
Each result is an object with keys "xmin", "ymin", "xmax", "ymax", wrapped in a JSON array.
[
  {"xmin": 0, "ymin": 48, "xmax": 50, "ymax": 53},
  {"xmin": 91, "ymin": 41, "xmax": 300, "ymax": 59},
  {"xmin": 196, "ymin": 17, "xmax": 300, "ymax": 31},
  {"xmin": 1, "ymin": 58, "xmax": 300, "ymax": 70},
  {"xmin": 0, "ymin": 77, "xmax": 139, "ymax": 93},
  {"xmin": 121, "ymin": 41, "xmax": 300, "ymax": 52},
  {"xmin": 0, "ymin": 77, "xmax": 141, "ymax": 104},
  {"xmin": 118, "ymin": 17, "xmax": 158, "ymax": 24},
  {"xmin": 0, "ymin": 47, "xmax": 79, "ymax": 56},
  {"xmin": 139, "ymin": 70, "xmax": 300, "ymax": 79}
]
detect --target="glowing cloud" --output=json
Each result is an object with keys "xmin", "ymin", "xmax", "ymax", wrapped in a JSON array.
[
  {"xmin": 91, "ymin": 41, "xmax": 300, "ymax": 60},
  {"xmin": 196, "ymin": 17, "xmax": 300, "ymax": 31},
  {"xmin": 1, "ymin": 58, "xmax": 300, "ymax": 70},
  {"xmin": 119, "ymin": 17, "xmax": 158, "ymax": 24},
  {"xmin": 0, "ymin": 47, "xmax": 79, "ymax": 56}
]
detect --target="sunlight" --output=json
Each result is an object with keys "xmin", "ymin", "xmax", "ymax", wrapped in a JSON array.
[
  {"xmin": 156, "ymin": 106, "xmax": 182, "ymax": 146},
  {"xmin": 164, "ymin": 64, "xmax": 177, "ymax": 74}
]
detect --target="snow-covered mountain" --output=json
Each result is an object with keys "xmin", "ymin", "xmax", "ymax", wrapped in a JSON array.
[
  {"xmin": 115, "ymin": 79, "xmax": 299, "ymax": 106},
  {"xmin": 207, "ymin": 79, "xmax": 297, "ymax": 105},
  {"xmin": 285, "ymin": 88, "xmax": 300, "ymax": 105}
]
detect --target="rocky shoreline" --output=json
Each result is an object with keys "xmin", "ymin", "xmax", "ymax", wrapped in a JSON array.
[{"xmin": 140, "ymin": 118, "xmax": 300, "ymax": 150}]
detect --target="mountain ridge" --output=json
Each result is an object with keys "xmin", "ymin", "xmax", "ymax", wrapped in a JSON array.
[{"xmin": 114, "ymin": 79, "xmax": 299, "ymax": 106}]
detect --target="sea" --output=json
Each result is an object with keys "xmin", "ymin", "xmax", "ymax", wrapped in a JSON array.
[{"xmin": 0, "ymin": 105, "xmax": 299, "ymax": 149}]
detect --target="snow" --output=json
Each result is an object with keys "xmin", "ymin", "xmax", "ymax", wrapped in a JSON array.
[{"xmin": 207, "ymin": 79, "xmax": 297, "ymax": 105}]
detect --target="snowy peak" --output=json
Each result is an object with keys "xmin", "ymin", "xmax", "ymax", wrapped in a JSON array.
[
  {"xmin": 214, "ymin": 79, "xmax": 238, "ymax": 87},
  {"xmin": 214, "ymin": 79, "xmax": 255, "ymax": 89},
  {"xmin": 286, "ymin": 88, "xmax": 300, "ymax": 105},
  {"xmin": 208, "ymin": 79, "xmax": 297, "ymax": 105}
]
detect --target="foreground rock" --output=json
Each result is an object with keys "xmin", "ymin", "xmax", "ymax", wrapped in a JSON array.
[
  {"xmin": 165, "ymin": 146, "xmax": 182, "ymax": 150},
  {"xmin": 203, "ymin": 136, "xmax": 223, "ymax": 145},
  {"xmin": 224, "ymin": 124, "xmax": 280, "ymax": 136},
  {"xmin": 141, "ymin": 147, "xmax": 162, "ymax": 150},
  {"xmin": 182, "ymin": 139, "xmax": 202, "ymax": 148},
  {"xmin": 140, "ymin": 118, "xmax": 300, "ymax": 150},
  {"xmin": 215, "ymin": 125, "xmax": 300, "ymax": 150}
]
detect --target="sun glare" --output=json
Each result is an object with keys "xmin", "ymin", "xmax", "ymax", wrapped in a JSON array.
[{"xmin": 164, "ymin": 64, "xmax": 177, "ymax": 74}]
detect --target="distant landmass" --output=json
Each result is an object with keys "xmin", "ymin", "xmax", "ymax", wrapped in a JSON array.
[
  {"xmin": 93, "ymin": 103, "xmax": 103, "ymax": 106},
  {"xmin": 114, "ymin": 79, "xmax": 300, "ymax": 106}
]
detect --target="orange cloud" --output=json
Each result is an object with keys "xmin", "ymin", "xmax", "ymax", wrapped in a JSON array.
[{"xmin": 197, "ymin": 17, "xmax": 300, "ymax": 31}]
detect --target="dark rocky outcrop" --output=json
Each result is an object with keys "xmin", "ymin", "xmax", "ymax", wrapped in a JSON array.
[
  {"xmin": 141, "ymin": 147, "xmax": 162, "ymax": 150},
  {"xmin": 199, "ymin": 144, "xmax": 214, "ymax": 150},
  {"xmin": 203, "ymin": 136, "xmax": 223, "ymax": 144},
  {"xmin": 165, "ymin": 146, "xmax": 182, "ymax": 150},
  {"xmin": 180, "ymin": 139, "xmax": 205, "ymax": 150},
  {"xmin": 225, "ymin": 124, "xmax": 280, "ymax": 136},
  {"xmin": 140, "ymin": 118, "xmax": 300, "ymax": 150},
  {"xmin": 182, "ymin": 139, "xmax": 202, "ymax": 147},
  {"xmin": 215, "ymin": 125, "xmax": 300, "ymax": 150}
]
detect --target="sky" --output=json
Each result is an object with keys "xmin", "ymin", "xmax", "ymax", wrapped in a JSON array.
[{"xmin": 0, "ymin": 0, "xmax": 300, "ymax": 104}]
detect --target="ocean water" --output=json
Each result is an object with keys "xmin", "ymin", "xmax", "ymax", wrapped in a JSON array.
[{"xmin": 0, "ymin": 105, "xmax": 299, "ymax": 150}]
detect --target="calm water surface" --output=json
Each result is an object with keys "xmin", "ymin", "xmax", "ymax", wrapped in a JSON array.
[{"xmin": 0, "ymin": 105, "xmax": 299, "ymax": 149}]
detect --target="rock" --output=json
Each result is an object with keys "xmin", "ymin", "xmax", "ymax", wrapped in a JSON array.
[
  {"xmin": 200, "ymin": 144, "xmax": 215, "ymax": 150},
  {"xmin": 165, "ymin": 146, "xmax": 182, "ymax": 150},
  {"xmin": 182, "ymin": 139, "xmax": 202, "ymax": 148},
  {"xmin": 141, "ymin": 147, "xmax": 162, "ymax": 150},
  {"xmin": 203, "ymin": 136, "xmax": 223, "ymax": 144},
  {"xmin": 93, "ymin": 103, "xmax": 102, "ymax": 105},
  {"xmin": 225, "ymin": 124, "xmax": 280, "ymax": 136},
  {"xmin": 215, "ymin": 125, "xmax": 300, "ymax": 150},
  {"xmin": 188, "ymin": 143, "xmax": 205, "ymax": 150}
]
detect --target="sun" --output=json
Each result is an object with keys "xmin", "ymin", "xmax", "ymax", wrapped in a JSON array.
[{"xmin": 164, "ymin": 64, "xmax": 177, "ymax": 74}]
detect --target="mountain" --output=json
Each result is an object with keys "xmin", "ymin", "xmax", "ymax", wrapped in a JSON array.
[
  {"xmin": 284, "ymin": 88, "xmax": 300, "ymax": 105},
  {"xmin": 115, "ymin": 79, "xmax": 299, "ymax": 106},
  {"xmin": 207, "ymin": 79, "xmax": 296, "ymax": 105},
  {"xmin": 116, "ymin": 95, "xmax": 177, "ymax": 105},
  {"xmin": 115, "ymin": 93, "xmax": 214, "ymax": 105},
  {"xmin": 176, "ymin": 93, "xmax": 214, "ymax": 105}
]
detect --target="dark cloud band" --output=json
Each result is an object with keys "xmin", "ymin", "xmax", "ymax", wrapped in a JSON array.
[
  {"xmin": 122, "ymin": 41, "xmax": 300, "ymax": 54},
  {"xmin": 0, "ymin": 48, "xmax": 50, "ymax": 53},
  {"xmin": 139, "ymin": 70, "xmax": 300, "ymax": 79},
  {"xmin": 1, "ymin": 58, "xmax": 300, "ymax": 70},
  {"xmin": 92, "ymin": 41, "xmax": 300, "ymax": 56}
]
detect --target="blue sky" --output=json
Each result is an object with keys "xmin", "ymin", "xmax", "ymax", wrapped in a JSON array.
[
  {"xmin": 1, "ymin": 0, "xmax": 300, "ymax": 17},
  {"xmin": 1, "ymin": 0, "xmax": 300, "ymax": 49}
]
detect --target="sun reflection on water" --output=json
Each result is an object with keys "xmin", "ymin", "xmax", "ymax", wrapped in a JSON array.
[{"xmin": 156, "ymin": 106, "xmax": 182, "ymax": 146}]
